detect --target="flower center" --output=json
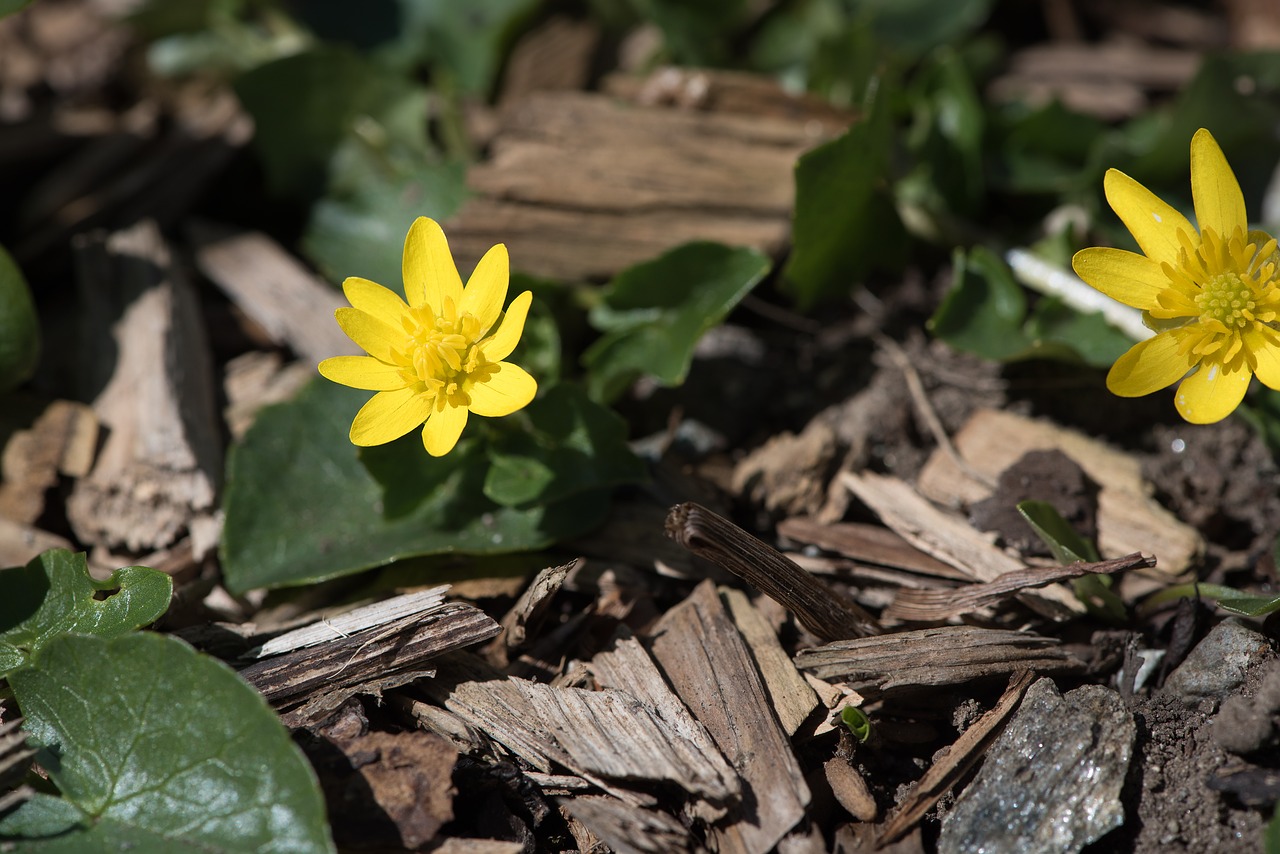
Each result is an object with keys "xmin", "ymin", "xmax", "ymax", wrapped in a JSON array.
[
  {"xmin": 1195, "ymin": 272, "xmax": 1256, "ymax": 329},
  {"xmin": 399, "ymin": 297, "xmax": 493, "ymax": 406}
]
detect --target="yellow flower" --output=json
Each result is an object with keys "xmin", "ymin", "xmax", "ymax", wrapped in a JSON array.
[
  {"xmin": 318, "ymin": 217, "xmax": 537, "ymax": 456},
  {"xmin": 1072, "ymin": 128, "xmax": 1280, "ymax": 423}
]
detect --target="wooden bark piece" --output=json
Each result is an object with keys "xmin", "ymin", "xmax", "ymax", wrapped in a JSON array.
[
  {"xmin": 559, "ymin": 795, "xmax": 694, "ymax": 854},
  {"xmin": 649, "ymin": 580, "xmax": 810, "ymax": 854},
  {"xmin": 916, "ymin": 409, "xmax": 1202, "ymax": 573},
  {"xmin": 842, "ymin": 471, "xmax": 1082, "ymax": 617},
  {"xmin": 588, "ymin": 631, "xmax": 741, "ymax": 822},
  {"xmin": 0, "ymin": 400, "xmax": 96, "ymax": 524},
  {"xmin": 238, "ymin": 601, "xmax": 500, "ymax": 708},
  {"xmin": 793, "ymin": 627, "xmax": 1083, "ymax": 696},
  {"xmin": 445, "ymin": 73, "xmax": 850, "ymax": 282},
  {"xmin": 190, "ymin": 221, "xmax": 359, "ymax": 366},
  {"xmin": 721, "ymin": 588, "xmax": 819, "ymax": 736},
  {"xmin": 249, "ymin": 586, "xmax": 451, "ymax": 658},
  {"xmin": 777, "ymin": 517, "xmax": 970, "ymax": 581},
  {"xmin": 67, "ymin": 220, "xmax": 222, "ymax": 554}
]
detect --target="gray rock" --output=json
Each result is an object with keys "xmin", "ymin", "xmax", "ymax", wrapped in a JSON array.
[
  {"xmin": 1162, "ymin": 619, "xmax": 1274, "ymax": 708},
  {"xmin": 938, "ymin": 678, "xmax": 1134, "ymax": 854}
]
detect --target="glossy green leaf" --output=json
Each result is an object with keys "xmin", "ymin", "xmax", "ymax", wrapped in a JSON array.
[
  {"xmin": 0, "ymin": 245, "xmax": 39, "ymax": 393},
  {"xmin": 220, "ymin": 378, "xmax": 611, "ymax": 593},
  {"xmin": 485, "ymin": 383, "xmax": 647, "ymax": 508},
  {"xmin": 0, "ymin": 550, "xmax": 171, "ymax": 677},
  {"xmin": 0, "ymin": 633, "xmax": 334, "ymax": 853},
  {"xmin": 784, "ymin": 79, "xmax": 906, "ymax": 308},
  {"xmin": 583, "ymin": 242, "xmax": 770, "ymax": 402},
  {"xmin": 840, "ymin": 706, "xmax": 872, "ymax": 742},
  {"xmin": 1015, "ymin": 500, "xmax": 1099, "ymax": 564}
]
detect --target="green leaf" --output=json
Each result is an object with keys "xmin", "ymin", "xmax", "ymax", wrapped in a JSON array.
[
  {"xmin": 1215, "ymin": 594, "xmax": 1280, "ymax": 618},
  {"xmin": 0, "ymin": 550, "xmax": 171, "ymax": 677},
  {"xmin": 484, "ymin": 384, "xmax": 648, "ymax": 508},
  {"xmin": 582, "ymin": 242, "xmax": 770, "ymax": 402},
  {"xmin": 0, "ymin": 633, "xmax": 334, "ymax": 853},
  {"xmin": 220, "ymin": 378, "xmax": 611, "ymax": 593},
  {"xmin": 0, "ymin": 0, "xmax": 34, "ymax": 18},
  {"xmin": 840, "ymin": 706, "xmax": 872, "ymax": 743},
  {"xmin": 846, "ymin": 0, "xmax": 993, "ymax": 59},
  {"xmin": 992, "ymin": 99, "xmax": 1106, "ymax": 195},
  {"xmin": 0, "ymin": 244, "xmax": 39, "ymax": 393},
  {"xmin": 233, "ymin": 47, "xmax": 411, "ymax": 200},
  {"xmin": 929, "ymin": 246, "xmax": 1126, "ymax": 368},
  {"xmin": 1015, "ymin": 500, "xmax": 1099, "ymax": 564},
  {"xmin": 627, "ymin": 0, "xmax": 752, "ymax": 66},
  {"xmin": 392, "ymin": 0, "xmax": 539, "ymax": 93},
  {"xmin": 784, "ymin": 79, "xmax": 906, "ymax": 308}
]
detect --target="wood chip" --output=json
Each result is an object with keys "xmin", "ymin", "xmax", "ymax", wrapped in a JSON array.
[
  {"xmin": 0, "ymin": 517, "xmax": 72, "ymax": 569},
  {"xmin": 249, "ymin": 586, "xmax": 451, "ymax": 658},
  {"xmin": 777, "ymin": 517, "xmax": 970, "ymax": 581},
  {"xmin": 825, "ymin": 756, "xmax": 877, "ymax": 822},
  {"xmin": 884, "ymin": 552, "xmax": 1156, "ymax": 622},
  {"xmin": 916, "ymin": 409, "xmax": 1202, "ymax": 573},
  {"xmin": 877, "ymin": 671, "xmax": 1036, "ymax": 845},
  {"xmin": 237, "ymin": 601, "xmax": 500, "ymax": 708},
  {"xmin": 666, "ymin": 502, "xmax": 882, "ymax": 640},
  {"xmin": 500, "ymin": 560, "xmax": 577, "ymax": 652},
  {"xmin": 559, "ymin": 795, "xmax": 694, "ymax": 854},
  {"xmin": 190, "ymin": 221, "xmax": 359, "ymax": 366},
  {"xmin": 722, "ymin": 588, "xmax": 819, "ymax": 736},
  {"xmin": 0, "ymin": 400, "xmax": 96, "ymax": 525},
  {"xmin": 794, "ymin": 627, "xmax": 1083, "ymax": 696},
  {"xmin": 649, "ymin": 580, "xmax": 810, "ymax": 854},
  {"xmin": 841, "ymin": 471, "xmax": 1082, "ymax": 618},
  {"xmin": 67, "ymin": 220, "xmax": 222, "ymax": 554}
]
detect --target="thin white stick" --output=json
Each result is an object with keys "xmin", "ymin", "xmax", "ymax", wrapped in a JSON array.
[
  {"xmin": 1004, "ymin": 248, "xmax": 1152, "ymax": 342},
  {"xmin": 249, "ymin": 585, "xmax": 452, "ymax": 658}
]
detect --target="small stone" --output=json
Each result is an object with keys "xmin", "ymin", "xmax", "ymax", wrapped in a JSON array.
[
  {"xmin": 1162, "ymin": 619, "xmax": 1275, "ymax": 708},
  {"xmin": 938, "ymin": 678, "xmax": 1135, "ymax": 854}
]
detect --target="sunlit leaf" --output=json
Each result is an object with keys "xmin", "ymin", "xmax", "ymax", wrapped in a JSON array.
[
  {"xmin": 0, "ymin": 550, "xmax": 171, "ymax": 677},
  {"xmin": 0, "ymin": 633, "xmax": 335, "ymax": 853},
  {"xmin": 220, "ymin": 378, "xmax": 610, "ymax": 593},
  {"xmin": 583, "ymin": 242, "xmax": 770, "ymax": 402}
]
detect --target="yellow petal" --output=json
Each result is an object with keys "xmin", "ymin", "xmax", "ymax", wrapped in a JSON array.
[
  {"xmin": 318, "ymin": 355, "xmax": 406, "ymax": 391},
  {"xmin": 335, "ymin": 308, "xmax": 402, "ymax": 362},
  {"xmin": 1174, "ymin": 362, "xmax": 1251, "ymax": 424},
  {"xmin": 1190, "ymin": 128, "xmax": 1246, "ymax": 243},
  {"xmin": 1247, "ymin": 328, "xmax": 1280, "ymax": 390},
  {"xmin": 460, "ymin": 243, "xmax": 509, "ymax": 337},
  {"xmin": 468, "ymin": 362, "xmax": 537, "ymax": 417},
  {"xmin": 1106, "ymin": 332, "xmax": 1193, "ymax": 397},
  {"xmin": 342, "ymin": 277, "xmax": 409, "ymax": 329},
  {"xmin": 1071, "ymin": 248, "xmax": 1170, "ymax": 311},
  {"xmin": 350, "ymin": 388, "xmax": 433, "ymax": 446},
  {"xmin": 402, "ymin": 217, "xmax": 463, "ymax": 312},
  {"xmin": 421, "ymin": 402, "xmax": 468, "ymax": 456},
  {"xmin": 1104, "ymin": 168, "xmax": 1196, "ymax": 268},
  {"xmin": 479, "ymin": 291, "xmax": 532, "ymax": 362}
]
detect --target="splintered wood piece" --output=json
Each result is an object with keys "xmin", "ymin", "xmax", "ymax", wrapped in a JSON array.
[
  {"xmin": 189, "ymin": 221, "xmax": 359, "ymax": 366},
  {"xmin": 877, "ymin": 671, "xmax": 1036, "ymax": 845},
  {"xmin": 588, "ymin": 631, "xmax": 741, "ymax": 823},
  {"xmin": 249, "ymin": 586, "xmax": 452, "ymax": 658},
  {"xmin": 237, "ymin": 602, "xmax": 499, "ymax": 708},
  {"xmin": 721, "ymin": 588, "xmax": 819, "ymax": 736},
  {"xmin": 444, "ymin": 77, "xmax": 849, "ymax": 281},
  {"xmin": 793, "ymin": 627, "xmax": 1083, "ymax": 695},
  {"xmin": 841, "ymin": 472, "xmax": 1082, "ymax": 618},
  {"xmin": 0, "ymin": 400, "xmax": 97, "ymax": 525},
  {"xmin": 649, "ymin": 580, "xmax": 810, "ymax": 854},
  {"xmin": 501, "ymin": 560, "xmax": 577, "ymax": 651},
  {"xmin": 777, "ymin": 517, "xmax": 970, "ymax": 581},
  {"xmin": 666, "ymin": 502, "xmax": 882, "ymax": 640},
  {"xmin": 559, "ymin": 795, "xmax": 694, "ymax": 854},
  {"xmin": 885, "ymin": 552, "xmax": 1156, "ymax": 622},
  {"xmin": 67, "ymin": 220, "xmax": 222, "ymax": 554},
  {"xmin": 916, "ymin": 409, "xmax": 1201, "ymax": 573},
  {"xmin": 439, "ymin": 673, "xmax": 742, "ymax": 811}
]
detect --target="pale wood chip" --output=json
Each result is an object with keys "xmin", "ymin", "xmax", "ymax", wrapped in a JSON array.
[
  {"xmin": 778, "ymin": 517, "xmax": 970, "ymax": 581},
  {"xmin": 722, "ymin": 588, "xmax": 819, "ymax": 736},
  {"xmin": 0, "ymin": 400, "xmax": 96, "ymax": 525},
  {"xmin": 650, "ymin": 580, "xmax": 810, "ymax": 854},
  {"xmin": 841, "ymin": 471, "xmax": 1082, "ymax": 617},
  {"xmin": 794, "ymin": 627, "xmax": 1083, "ymax": 695},
  {"xmin": 249, "ymin": 586, "xmax": 451, "ymax": 658},
  {"xmin": 501, "ymin": 560, "xmax": 577, "ymax": 651},
  {"xmin": 878, "ymin": 671, "xmax": 1036, "ymax": 844},
  {"xmin": 884, "ymin": 553, "xmax": 1156, "ymax": 622}
]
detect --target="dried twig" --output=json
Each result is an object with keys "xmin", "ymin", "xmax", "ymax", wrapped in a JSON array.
[
  {"xmin": 885, "ymin": 552, "xmax": 1156, "ymax": 621},
  {"xmin": 665, "ymin": 502, "xmax": 882, "ymax": 640}
]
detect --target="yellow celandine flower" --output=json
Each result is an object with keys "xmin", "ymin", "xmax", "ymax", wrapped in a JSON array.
[
  {"xmin": 1072, "ymin": 128, "xmax": 1280, "ymax": 423},
  {"xmin": 318, "ymin": 217, "xmax": 537, "ymax": 456}
]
